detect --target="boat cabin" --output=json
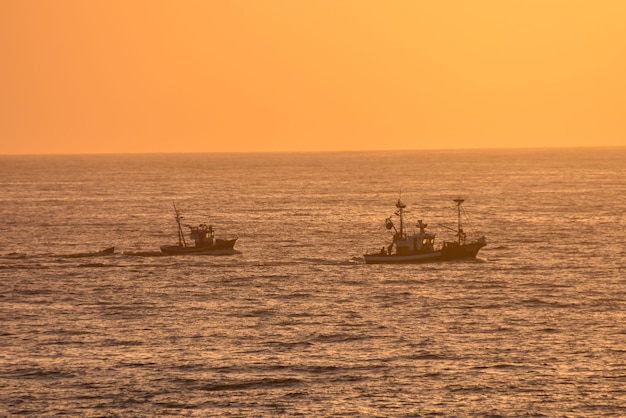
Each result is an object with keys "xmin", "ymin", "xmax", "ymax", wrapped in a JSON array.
[
  {"xmin": 189, "ymin": 224, "xmax": 214, "ymax": 247},
  {"xmin": 394, "ymin": 228, "xmax": 436, "ymax": 255},
  {"xmin": 392, "ymin": 220, "xmax": 436, "ymax": 255}
]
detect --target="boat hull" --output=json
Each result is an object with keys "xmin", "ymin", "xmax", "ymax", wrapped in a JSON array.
[
  {"xmin": 160, "ymin": 238, "xmax": 237, "ymax": 255},
  {"xmin": 364, "ymin": 251, "xmax": 443, "ymax": 264},
  {"xmin": 441, "ymin": 241, "xmax": 485, "ymax": 261},
  {"xmin": 364, "ymin": 241, "xmax": 485, "ymax": 264}
]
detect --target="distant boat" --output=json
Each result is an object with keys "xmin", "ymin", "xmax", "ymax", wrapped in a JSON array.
[
  {"xmin": 363, "ymin": 199, "xmax": 486, "ymax": 264},
  {"xmin": 160, "ymin": 204, "xmax": 237, "ymax": 255}
]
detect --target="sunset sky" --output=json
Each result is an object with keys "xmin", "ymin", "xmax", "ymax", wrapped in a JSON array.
[{"xmin": 1, "ymin": 0, "xmax": 625, "ymax": 154}]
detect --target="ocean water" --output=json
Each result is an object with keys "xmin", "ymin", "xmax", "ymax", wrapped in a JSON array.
[{"xmin": 1, "ymin": 148, "xmax": 625, "ymax": 416}]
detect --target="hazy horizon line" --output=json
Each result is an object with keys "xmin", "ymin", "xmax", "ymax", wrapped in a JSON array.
[{"xmin": 1, "ymin": 144, "xmax": 624, "ymax": 157}]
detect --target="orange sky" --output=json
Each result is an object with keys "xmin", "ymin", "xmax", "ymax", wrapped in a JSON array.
[{"xmin": 1, "ymin": 0, "xmax": 625, "ymax": 154}]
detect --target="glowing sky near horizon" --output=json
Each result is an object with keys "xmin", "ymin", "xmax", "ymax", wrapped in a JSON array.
[{"xmin": 1, "ymin": 0, "xmax": 625, "ymax": 154}]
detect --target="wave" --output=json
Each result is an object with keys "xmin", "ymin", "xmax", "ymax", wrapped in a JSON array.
[
  {"xmin": 1, "ymin": 252, "xmax": 29, "ymax": 259},
  {"xmin": 78, "ymin": 262, "xmax": 115, "ymax": 268},
  {"xmin": 122, "ymin": 250, "xmax": 166, "ymax": 257},
  {"xmin": 199, "ymin": 377, "xmax": 303, "ymax": 392}
]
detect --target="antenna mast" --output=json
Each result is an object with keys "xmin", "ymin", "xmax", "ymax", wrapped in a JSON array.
[
  {"xmin": 396, "ymin": 199, "xmax": 406, "ymax": 239},
  {"xmin": 453, "ymin": 199, "xmax": 464, "ymax": 244},
  {"xmin": 173, "ymin": 202, "xmax": 187, "ymax": 247}
]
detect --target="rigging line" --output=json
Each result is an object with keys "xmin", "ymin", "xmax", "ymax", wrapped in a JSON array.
[{"xmin": 460, "ymin": 205, "xmax": 475, "ymax": 232}]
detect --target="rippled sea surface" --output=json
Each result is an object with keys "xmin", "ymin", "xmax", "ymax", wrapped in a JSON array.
[{"xmin": 1, "ymin": 148, "xmax": 625, "ymax": 416}]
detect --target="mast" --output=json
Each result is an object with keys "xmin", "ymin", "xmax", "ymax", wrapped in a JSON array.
[
  {"xmin": 173, "ymin": 202, "xmax": 187, "ymax": 247},
  {"xmin": 396, "ymin": 199, "xmax": 406, "ymax": 239},
  {"xmin": 453, "ymin": 198, "xmax": 464, "ymax": 244}
]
